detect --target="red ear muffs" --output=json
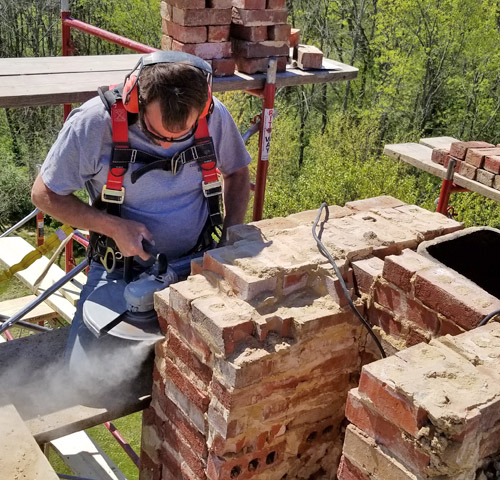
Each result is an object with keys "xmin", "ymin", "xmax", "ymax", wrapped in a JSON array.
[{"xmin": 123, "ymin": 74, "xmax": 139, "ymax": 113}]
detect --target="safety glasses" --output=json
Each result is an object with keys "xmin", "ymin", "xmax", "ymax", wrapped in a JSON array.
[{"xmin": 139, "ymin": 112, "xmax": 198, "ymax": 144}]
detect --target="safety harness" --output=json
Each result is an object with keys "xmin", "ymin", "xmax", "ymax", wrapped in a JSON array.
[{"xmin": 88, "ymin": 85, "xmax": 223, "ymax": 271}]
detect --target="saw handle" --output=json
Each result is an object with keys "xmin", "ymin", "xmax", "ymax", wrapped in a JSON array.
[{"xmin": 142, "ymin": 239, "xmax": 168, "ymax": 276}]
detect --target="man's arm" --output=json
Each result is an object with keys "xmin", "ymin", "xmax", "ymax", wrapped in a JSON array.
[
  {"xmin": 219, "ymin": 165, "xmax": 250, "ymax": 245},
  {"xmin": 31, "ymin": 174, "xmax": 153, "ymax": 261}
]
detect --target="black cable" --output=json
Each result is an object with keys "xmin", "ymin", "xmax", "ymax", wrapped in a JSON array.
[
  {"xmin": 312, "ymin": 202, "xmax": 386, "ymax": 359},
  {"xmin": 478, "ymin": 308, "xmax": 500, "ymax": 327}
]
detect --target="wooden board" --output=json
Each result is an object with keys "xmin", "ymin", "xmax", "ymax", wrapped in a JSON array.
[
  {"xmin": 0, "ymin": 404, "xmax": 59, "ymax": 480},
  {"xmin": 0, "ymin": 54, "xmax": 358, "ymax": 108},
  {"xmin": 0, "ymin": 295, "xmax": 58, "ymax": 324},
  {"xmin": 51, "ymin": 431, "xmax": 128, "ymax": 480},
  {"xmin": 419, "ymin": 136, "xmax": 460, "ymax": 150},
  {"xmin": 384, "ymin": 140, "xmax": 500, "ymax": 203},
  {"xmin": 0, "ymin": 236, "xmax": 87, "ymax": 322}
]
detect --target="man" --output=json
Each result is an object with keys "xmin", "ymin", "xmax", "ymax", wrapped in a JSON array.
[{"xmin": 31, "ymin": 52, "xmax": 251, "ymax": 373}]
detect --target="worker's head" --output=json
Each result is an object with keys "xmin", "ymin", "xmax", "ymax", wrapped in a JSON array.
[{"xmin": 122, "ymin": 52, "xmax": 213, "ymax": 146}]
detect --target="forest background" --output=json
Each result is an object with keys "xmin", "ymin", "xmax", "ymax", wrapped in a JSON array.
[{"xmin": 2, "ymin": 0, "xmax": 500, "ymax": 232}]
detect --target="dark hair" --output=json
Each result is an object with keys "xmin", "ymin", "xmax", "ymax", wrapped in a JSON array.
[{"xmin": 138, "ymin": 62, "xmax": 209, "ymax": 132}]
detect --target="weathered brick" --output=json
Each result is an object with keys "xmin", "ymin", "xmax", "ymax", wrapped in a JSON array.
[
  {"xmin": 169, "ymin": 38, "xmax": 232, "ymax": 59},
  {"xmin": 208, "ymin": 0, "xmax": 232, "ymax": 7},
  {"xmin": 345, "ymin": 195, "xmax": 406, "ymax": 212},
  {"xmin": 476, "ymin": 168, "xmax": 495, "ymax": 187},
  {"xmin": 266, "ymin": 0, "xmax": 286, "ymax": 8},
  {"xmin": 168, "ymin": 0, "xmax": 205, "ymax": 7},
  {"xmin": 230, "ymin": 24, "xmax": 268, "ymax": 41},
  {"xmin": 413, "ymin": 266, "xmax": 500, "ymax": 330},
  {"xmin": 173, "ymin": 7, "xmax": 232, "ymax": 26},
  {"xmin": 342, "ymin": 425, "xmax": 421, "ymax": 480},
  {"xmin": 232, "ymin": 7, "xmax": 288, "ymax": 26},
  {"xmin": 443, "ymin": 155, "xmax": 461, "ymax": 172},
  {"xmin": 494, "ymin": 174, "xmax": 500, "ymax": 191},
  {"xmin": 290, "ymin": 28, "xmax": 301, "ymax": 48},
  {"xmin": 296, "ymin": 44, "xmax": 323, "ymax": 69},
  {"xmin": 382, "ymin": 249, "xmax": 435, "ymax": 293},
  {"xmin": 352, "ymin": 256, "xmax": 384, "ymax": 295},
  {"xmin": 337, "ymin": 455, "xmax": 371, "ymax": 480},
  {"xmin": 465, "ymin": 147, "xmax": 500, "ymax": 168},
  {"xmin": 484, "ymin": 154, "xmax": 500, "ymax": 174},
  {"xmin": 267, "ymin": 23, "xmax": 291, "ymax": 41},
  {"xmin": 458, "ymin": 161, "xmax": 477, "ymax": 179},
  {"xmin": 161, "ymin": 431, "xmax": 206, "ymax": 479},
  {"xmin": 160, "ymin": 1, "xmax": 173, "ymax": 21},
  {"xmin": 449, "ymin": 141, "xmax": 494, "ymax": 160},
  {"xmin": 431, "ymin": 147, "xmax": 449, "ymax": 165},
  {"xmin": 358, "ymin": 368, "xmax": 428, "ymax": 437},
  {"xmin": 232, "ymin": 0, "xmax": 266, "ymax": 7},
  {"xmin": 345, "ymin": 389, "xmax": 431, "ymax": 472},
  {"xmin": 232, "ymin": 38, "xmax": 289, "ymax": 57},
  {"xmin": 211, "ymin": 57, "xmax": 236, "ymax": 77},
  {"xmin": 208, "ymin": 24, "xmax": 231, "ymax": 42},
  {"xmin": 162, "ymin": 20, "xmax": 207, "ymax": 44}
]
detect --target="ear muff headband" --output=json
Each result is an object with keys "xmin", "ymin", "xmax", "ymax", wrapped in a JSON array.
[{"xmin": 122, "ymin": 52, "xmax": 213, "ymax": 116}]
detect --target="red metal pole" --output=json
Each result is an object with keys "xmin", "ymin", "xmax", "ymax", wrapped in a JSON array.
[
  {"xmin": 62, "ymin": 17, "xmax": 157, "ymax": 54},
  {"xmin": 252, "ymin": 58, "xmax": 278, "ymax": 221},
  {"xmin": 436, "ymin": 158, "xmax": 457, "ymax": 215},
  {"xmin": 104, "ymin": 422, "xmax": 140, "ymax": 468},
  {"xmin": 61, "ymin": 1, "xmax": 73, "ymax": 120}
]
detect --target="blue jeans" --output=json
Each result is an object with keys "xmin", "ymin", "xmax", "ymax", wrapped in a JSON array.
[{"xmin": 65, "ymin": 263, "xmax": 155, "ymax": 392}]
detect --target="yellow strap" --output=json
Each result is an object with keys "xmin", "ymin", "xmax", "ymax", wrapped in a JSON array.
[{"xmin": 0, "ymin": 224, "xmax": 74, "ymax": 284}]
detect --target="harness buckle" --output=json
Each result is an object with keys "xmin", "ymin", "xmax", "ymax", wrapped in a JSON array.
[
  {"xmin": 202, "ymin": 179, "xmax": 222, "ymax": 198},
  {"xmin": 101, "ymin": 185, "xmax": 125, "ymax": 204}
]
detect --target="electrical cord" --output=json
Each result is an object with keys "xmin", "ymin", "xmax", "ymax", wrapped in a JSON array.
[
  {"xmin": 478, "ymin": 308, "xmax": 500, "ymax": 327},
  {"xmin": 312, "ymin": 202, "xmax": 386, "ymax": 359}
]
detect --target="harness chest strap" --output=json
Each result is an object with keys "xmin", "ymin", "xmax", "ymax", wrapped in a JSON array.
[{"xmin": 102, "ymin": 93, "xmax": 223, "ymax": 226}]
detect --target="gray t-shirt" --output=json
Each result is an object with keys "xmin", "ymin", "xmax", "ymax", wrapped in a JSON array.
[{"xmin": 41, "ymin": 95, "xmax": 251, "ymax": 259}]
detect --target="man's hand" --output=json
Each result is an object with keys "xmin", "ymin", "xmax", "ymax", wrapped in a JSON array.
[{"xmin": 31, "ymin": 174, "xmax": 153, "ymax": 261}]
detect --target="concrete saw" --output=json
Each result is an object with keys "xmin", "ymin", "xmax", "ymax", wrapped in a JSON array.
[{"xmin": 82, "ymin": 242, "xmax": 198, "ymax": 341}]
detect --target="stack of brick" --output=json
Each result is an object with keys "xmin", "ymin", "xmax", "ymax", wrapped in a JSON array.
[
  {"xmin": 431, "ymin": 140, "xmax": 500, "ymax": 190},
  {"xmin": 139, "ymin": 195, "xmax": 465, "ymax": 480},
  {"xmin": 231, "ymin": 0, "xmax": 290, "ymax": 74},
  {"xmin": 161, "ymin": 0, "xmax": 236, "ymax": 77},
  {"xmin": 354, "ymin": 238, "xmax": 500, "ymax": 355},
  {"xmin": 338, "ymin": 322, "xmax": 500, "ymax": 479}
]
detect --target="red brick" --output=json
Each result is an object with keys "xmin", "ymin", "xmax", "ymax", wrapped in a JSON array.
[
  {"xmin": 267, "ymin": 23, "xmax": 291, "ymax": 41},
  {"xmin": 458, "ymin": 160, "xmax": 477, "ymax": 179},
  {"xmin": 164, "ymin": 356, "xmax": 210, "ymax": 412},
  {"xmin": 367, "ymin": 303, "xmax": 404, "ymax": 339},
  {"xmin": 230, "ymin": 24, "xmax": 268, "ymax": 41},
  {"xmin": 358, "ymin": 369, "xmax": 428, "ymax": 437},
  {"xmin": 232, "ymin": 0, "xmax": 266, "ymax": 7},
  {"xmin": 170, "ymin": 38, "xmax": 232, "ymax": 59},
  {"xmin": 382, "ymin": 249, "xmax": 435, "ymax": 293},
  {"xmin": 165, "ymin": 328, "xmax": 212, "ymax": 385},
  {"xmin": 413, "ymin": 267, "xmax": 500, "ymax": 330},
  {"xmin": 160, "ymin": 1, "xmax": 173, "ymax": 21},
  {"xmin": 438, "ymin": 315, "xmax": 466, "ymax": 337},
  {"xmin": 208, "ymin": 25, "xmax": 230, "ymax": 42},
  {"xmin": 232, "ymin": 7, "xmax": 288, "ymax": 26},
  {"xmin": 173, "ymin": 7, "xmax": 232, "ymax": 26},
  {"xmin": 337, "ymin": 455, "xmax": 371, "ymax": 480},
  {"xmin": 465, "ymin": 147, "xmax": 500, "ymax": 168},
  {"xmin": 345, "ymin": 390, "xmax": 430, "ymax": 473},
  {"xmin": 162, "ymin": 19, "xmax": 207, "ymax": 44},
  {"xmin": 405, "ymin": 327, "xmax": 430, "ymax": 347},
  {"xmin": 232, "ymin": 38, "xmax": 289, "ymax": 58},
  {"xmin": 168, "ymin": 0, "xmax": 205, "ymax": 8},
  {"xmin": 211, "ymin": 57, "xmax": 236, "ymax": 77},
  {"xmin": 208, "ymin": 0, "xmax": 232, "ymax": 7},
  {"xmin": 296, "ymin": 44, "xmax": 323, "ymax": 69},
  {"xmin": 267, "ymin": 0, "xmax": 286, "ymax": 8},
  {"xmin": 443, "ymin": 155, "xmax": 461, "ymax": 172},
  {"xmin": 476, "ymin": 168, "xmax": 495, "ymax": 187},
  {"xmin": 235, "ymin": 55, "xmax": 288, "ymax": 73},
  {"xmin": 161, "ymin": 433, "xmax": 206, "ymax": 480},
  {"xmin": 449, "ymin": 141, "xmax": 494, "ymax": 160},
  {"xmin": 484, "ymin": 154, "xmax": 500, "ymax": 174},
  {"xmin": 190, "ymin": 257, "xmax": 203, "ymax": 275},
  {"xmin": 139, "ymin": 451, "xmax": 163, "ymax": 480},
  {"xmin": 352, "ymin": 256, "xmax": 384, "ymax": 295},
  {"xmin": 431, "ymin": 147, "xmax": 449, "ymax": 165},
  {"xmin": 289, "ymin": 28, "xmax": 300, "ymax": 48}
]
